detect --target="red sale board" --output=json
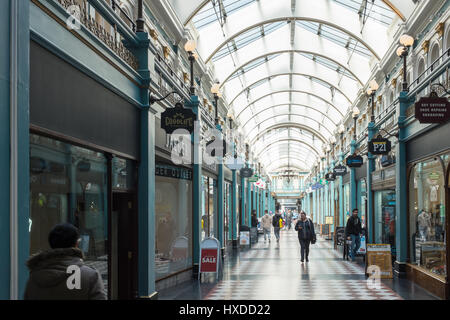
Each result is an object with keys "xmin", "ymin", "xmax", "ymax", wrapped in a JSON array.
[{"xmin": 200, "ymin": 248, "xmax": 218, "ymax": 272}]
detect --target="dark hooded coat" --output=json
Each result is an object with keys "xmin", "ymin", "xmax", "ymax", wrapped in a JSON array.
[{"xmin": 24, "ymin": 247, "xmax": 106, "ymax": 300}]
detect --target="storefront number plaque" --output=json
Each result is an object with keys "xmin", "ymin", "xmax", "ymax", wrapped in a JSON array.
[{"xmin": 368, "ymin": 136, "xmax": 391, "ymax": 155}]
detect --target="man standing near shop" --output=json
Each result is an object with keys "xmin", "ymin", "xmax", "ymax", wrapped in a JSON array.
[
  {"xmin": 345, "ymin": 208, "xmax": 362, "ymax": 262},
  {"xmin": 261, "ymin": 210, "xmax": 272, "ymax": 242}
]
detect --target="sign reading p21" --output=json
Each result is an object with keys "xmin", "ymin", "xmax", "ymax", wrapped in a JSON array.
[{"xmin": 368, "ymin": 136, "xmax": 391, "ymax": 155}]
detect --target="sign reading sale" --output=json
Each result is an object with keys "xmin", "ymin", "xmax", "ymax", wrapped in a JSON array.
[{"xmin": 200, "ymin": 248, "xmax": 218, "ymax": 272}]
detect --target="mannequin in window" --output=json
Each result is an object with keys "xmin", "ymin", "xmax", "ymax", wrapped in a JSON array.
[{"xmin": 417, "ymin": 210, "xmax": 431, "ymax": 241}]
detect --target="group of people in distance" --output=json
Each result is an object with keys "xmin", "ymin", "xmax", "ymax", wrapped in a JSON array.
[{"xmin": 259, "ymin": 208, "xmax": 363, "ymax": 263}]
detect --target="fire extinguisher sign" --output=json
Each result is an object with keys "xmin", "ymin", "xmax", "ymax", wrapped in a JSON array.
[{"xmin": 198, "ymin": 237, "xmax": 221, "ymax": 280}]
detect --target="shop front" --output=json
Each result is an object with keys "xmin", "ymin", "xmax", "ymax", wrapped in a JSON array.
[
  {"xmin": 407, "ymin": 153, "xmax": 449, "ymax": 298},
  {"xmin": 372, "ymin": 165, "xmax": 397, "ymax": 262},
  {"xmin": 30, "ymin": 40, "xmax": 140, "ymax": 299},
  {"xmin": 405, "ymin": 121, "xmax": 450, "ymax": 299},
  {"xmin": 224, "ymin": 166, "xmax": 233, "ymax": 247},
  {"xmin": 201, "ymin": 163, "xmax": 219, "ymax": 241}
]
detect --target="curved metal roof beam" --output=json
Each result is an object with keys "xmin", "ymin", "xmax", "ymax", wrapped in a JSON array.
[
  {"xmin": 264, "ymin": 156, "xmax": 311, "ymax": 170},
  {"xmin": 244, "ymin": 113, "xmax": 334, "ymax": 136},
  {"xmin": 255, "ymin": 138, "xmax": 320, "ymax": 158},
  {"xmin": 172, "ymin": 0, "xmax": 408, "ymax": 26},
  {"xmin": 229, "ymin": 73, "xmax": 352, "ymax": 106},
  {"xmin": 250, "ymin": 123, "xmax": 327, "ymax": 144},
  {"xmin": 226, "ymin": 53, "xmax": 357, "ymax": 104},
  {"xmin": 241, "ymin": 103, "xmax": 339, "ymax": 129},
  {"xmin": 220, "ymin": 50, "xmax": 363, "ymax": 87},
  {"xmin": 270, "ymin": 166, "xmax": 307, "ymax": 173},
  {"xmin": 247, "ymin": 121, "xmax": 328, "ymax": 144},
  {"xmin": 192, "ymin": 0, "xmax": 389, "ymax": 63},
  {"xmin": 235, "ymin": 90, "xmax": 344, "ymax": 120},
  {"xmin": 258, "ymin": 144, "xmax": 315, "ymax": 159}
]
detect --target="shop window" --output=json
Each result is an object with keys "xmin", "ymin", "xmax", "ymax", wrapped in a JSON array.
[
  {"xmin": 374, "ymin": 190, "xmax": 396, "ymax": 259},
  {"xmin": 30, "ymin": 133, "xmax": 108, "ymax": 292},
  {"xmin": 201, "ymin": 176, "xmax": 218, "ymax": 240},
  {"xmin": 155, "ymin": 166, "xmax": 193, "ymax": 280},
  {"xmin": 408, "ymin": 155, "xmax": 447, "ymax": 279}
]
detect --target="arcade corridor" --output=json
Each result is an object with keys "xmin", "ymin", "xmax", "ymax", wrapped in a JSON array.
[
  {"xmin": 2, "ymin": 0, "xmax": 450, "ymax": 303},
  {"xmin": 158, "ymin": 230, "xmax": 437, "ymax": 300}
]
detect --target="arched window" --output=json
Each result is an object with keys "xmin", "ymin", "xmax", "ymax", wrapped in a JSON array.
[
  {"xmin": 417, "ymin": 58, "xmax": 425, "ymax": 84},
  {"xmin": 445, "ymin": 27, "xmax": 450, "ymax": 52},
  {"xmin": 430, "ymin": 42, "xmax": 440, "ymax": 72}
]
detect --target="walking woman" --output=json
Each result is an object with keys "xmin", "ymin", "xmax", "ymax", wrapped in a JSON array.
[{"xmin": 294, "ymin": 211, "xmax": 316, "ymax": 262}]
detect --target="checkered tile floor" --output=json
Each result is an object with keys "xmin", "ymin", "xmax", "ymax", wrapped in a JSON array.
[{"xmin": 203, "ymin": 230, "xmax": 403, "ymax": 300}]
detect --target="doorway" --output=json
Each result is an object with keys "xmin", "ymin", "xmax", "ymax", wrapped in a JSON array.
[{"xmin": 111, "ymin": 192, "xmax": 137, "ymax": 300}]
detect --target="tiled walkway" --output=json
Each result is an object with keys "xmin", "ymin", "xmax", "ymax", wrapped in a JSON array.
[{"xmin": 158, "ymin": 229, "xmax": 439, "ymax": 300}]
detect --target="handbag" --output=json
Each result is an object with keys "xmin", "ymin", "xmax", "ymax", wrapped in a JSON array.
[{"xmin": 279, "ymin": 218, "xmax": 283, "ymax": 228}]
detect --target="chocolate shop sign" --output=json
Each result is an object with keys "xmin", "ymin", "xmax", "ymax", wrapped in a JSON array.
[
  {"xmin": 415, "ymin": 96, "xmax": 450, "ymax": 124},
  {"xmin": 161, "ymin": 102, "xmax": 197, "ymax": 134}
]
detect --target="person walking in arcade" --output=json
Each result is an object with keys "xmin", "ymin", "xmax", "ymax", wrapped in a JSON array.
[{"xmin": 294, "ymin": 211, "xmax": 316, "ymax": 262}]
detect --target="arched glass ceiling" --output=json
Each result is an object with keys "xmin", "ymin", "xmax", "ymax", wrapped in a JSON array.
[{"xmin": 168, "ymin": 0, "xmax": 418, "ymax": 173}]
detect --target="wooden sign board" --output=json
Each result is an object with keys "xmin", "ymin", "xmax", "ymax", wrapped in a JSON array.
[{"xmin": 366, "ymin": 244, "xmax": 393, "ymax": 279}]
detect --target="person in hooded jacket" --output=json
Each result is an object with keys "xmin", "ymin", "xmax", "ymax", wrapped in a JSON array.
[{"xmin": 24, "ymin": 223, "xmax": 106, "ymax": 300}]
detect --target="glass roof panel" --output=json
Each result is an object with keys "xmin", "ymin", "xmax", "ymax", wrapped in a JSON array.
[
  {"xmin": 193, "ymin": 0, "xmax": 258, "ymax": 29},
  {"xmin": 212, "ymin": 21, "xmax": 287, "ymax": 62},
  {"xmin": 296, "ymin": 21, "xmax": 372, "ymax": 58},
  {"xmin": 332, "ymin": 0, "xmax": 396, "ymax": 26}
]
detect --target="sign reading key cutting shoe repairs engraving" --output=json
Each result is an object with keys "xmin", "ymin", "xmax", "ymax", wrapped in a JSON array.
[{"xmin": 414, "ymin": 96, "xmax": 450, "ymax": 124}]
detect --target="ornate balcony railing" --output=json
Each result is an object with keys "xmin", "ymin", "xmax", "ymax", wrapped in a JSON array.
[{"xmin": 56, "ymin": 0, "xmax": 139, "ymax": 70}]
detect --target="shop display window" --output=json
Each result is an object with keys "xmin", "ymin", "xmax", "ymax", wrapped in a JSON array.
[
  {"xmin": 201, "ymin": 176, "xmax": 217, "ymax": 240},
  {"xmin": 344, "ymin": 184, "xmax": 350, "ymax": 223},
  {"xmin": 155, "ymin": 169, "xmax": 193, "ymax": 280},
  {"xmin": 30, "ymin": 133, "xmax": 108, "ymax": 292},
  {"xmin": 374, "ymin": 190, "xmax": 396, "ymax": 258},
  {"xmin": 408, "ymin": 155, "xmax": 447, "ymax": 279}
]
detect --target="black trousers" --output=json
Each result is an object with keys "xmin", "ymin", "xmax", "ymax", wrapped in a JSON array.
[{"xmin": 299, "ymin": 239, "xmax": 311, "ymax": 260}]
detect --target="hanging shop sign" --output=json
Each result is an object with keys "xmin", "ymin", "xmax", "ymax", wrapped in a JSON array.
[
  {"xmin": 333, "ymin": 164, "xmax": 347, "ymax": 176},
  {"xmin": 248, "ymin": 174, "xmax": 259, "ymax": 182},
  {"xmin": 346, "ymin": 155, "xmax": 364, "ymax": 168},
  {"xmin": 325, "ymin": 172, "xmax": 336, "ymax": 181},
  {"xmin": 239, "ymin": 167, "xmax": 253, "ymax": 177},
  {"xmin": 414, "ymin": 94, "xmax": 450, "ymax": 124},
  {"xmin": 311, "ymin": 182, "xmax": 324, "ymax": 190},
  {"xmin": 161, "ymin": 102, "xmax": 197, "ymax": 134},
  {"xmin": 368, "ymin": 136, "xmax": 391, "ymax": 155}
]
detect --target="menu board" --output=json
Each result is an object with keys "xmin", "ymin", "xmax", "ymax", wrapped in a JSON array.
[
  {"xmin": 335, "ymin": 227, "xmax": 346, "ymax": 246},
  {"xmin": 366, "ymin": 244, "xmax": 393, "ymax": 279}
]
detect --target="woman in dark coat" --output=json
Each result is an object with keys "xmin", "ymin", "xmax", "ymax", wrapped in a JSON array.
[{"xmin": 294, "ymin": 211, "xmax": 316, "ymax": 263}]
